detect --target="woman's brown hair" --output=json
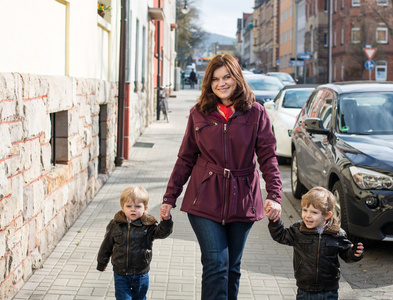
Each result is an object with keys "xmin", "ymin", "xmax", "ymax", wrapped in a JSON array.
[{"xmin": 197, "ymin": 54, "xmax": 255, "ymax": 115}]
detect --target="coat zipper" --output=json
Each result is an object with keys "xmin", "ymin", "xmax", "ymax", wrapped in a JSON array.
[
  {"xmin": 222, "ymin": 123, "xmax": 228, "ymax": 225},
  {"xmin": 126, "ymin": 223, "xmax": 130, "ymax": 273},
  {"xmin": 316, "ymin": 234, "xmax": 322, "ymax": 283}
]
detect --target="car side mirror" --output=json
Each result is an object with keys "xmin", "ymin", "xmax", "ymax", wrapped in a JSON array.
[{"xmin": 304, "ymin": 118, "xmax": 329, "ymax": 135}]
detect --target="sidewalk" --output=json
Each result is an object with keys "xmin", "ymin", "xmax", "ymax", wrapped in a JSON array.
[{"xmin": 13, "ymin": 88, "xmax": 358, "ymax": 300}]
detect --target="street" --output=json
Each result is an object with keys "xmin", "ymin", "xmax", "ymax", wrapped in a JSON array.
[{"xmin": 279, "ymin": 164, "xmax": 393, "ymax": 299}]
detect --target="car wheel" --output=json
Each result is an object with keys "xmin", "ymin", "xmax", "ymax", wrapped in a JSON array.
[
  {"xmin": 332, "ymin": 181, "xmax": 348, "ymax": 231},
  {"xmin": 332, "ymin": 181, "xmax": 368, "ymax": 244},
  {"xmin": 291, "ymin": 150, "xmax": 305, "ymax": 199}
]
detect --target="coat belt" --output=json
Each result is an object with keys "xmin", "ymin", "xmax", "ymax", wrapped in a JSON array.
[{"xmin": 196, "ymin": 156, "xmax": 255, "ymax": 179}]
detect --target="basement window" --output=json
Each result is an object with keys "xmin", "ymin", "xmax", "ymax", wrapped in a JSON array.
[
  {"xmin": 50, "ymin": 111, "xmax": 69, "ymax": 166},
  {"xmin": 98, "ymin": 104, "xmax": 109, "ymax": 173}
]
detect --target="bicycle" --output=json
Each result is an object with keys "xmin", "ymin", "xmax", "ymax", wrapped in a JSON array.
[{"xmin": 159, "ymin": 85, "xmax": 170, "ymax": 122}]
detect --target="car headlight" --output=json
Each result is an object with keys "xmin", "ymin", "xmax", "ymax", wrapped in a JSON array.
[{"xmin": 349, "ymin": 166, "xmax": 393, "ymax": 190}]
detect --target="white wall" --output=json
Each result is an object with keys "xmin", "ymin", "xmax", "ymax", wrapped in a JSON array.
[{"xmin": 0, "ymin": 0, "xmax": 120, "ymax": 82}]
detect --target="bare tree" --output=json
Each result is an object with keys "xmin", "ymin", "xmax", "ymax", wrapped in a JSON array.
[
  {"xmin": 363, "ymin": 0, "xmax": 393, "ymax": 40},
  {"xmin": 176, "ymin": 0, "xmax": 206, "ymax": 68}
]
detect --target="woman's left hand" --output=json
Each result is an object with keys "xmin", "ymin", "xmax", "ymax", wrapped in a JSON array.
[{"xmin": 264, "ymin": 199, "xmax": 281, "ymax": 222}]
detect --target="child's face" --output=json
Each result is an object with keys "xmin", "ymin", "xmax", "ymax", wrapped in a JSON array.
[
  {"xmin": 122, "ymin": 199, "xmax": 147, "ymax": 221},
  {"xmin": 301, "ymin": 204, "xmax": 331, "ymax": 229}
]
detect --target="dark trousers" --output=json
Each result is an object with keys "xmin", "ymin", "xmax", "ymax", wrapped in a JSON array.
[
  {"xmin": 296, "ymin": 288, "xmax": 338, "ymax": 300},
  {"xmin": 188, "ymin": 214, "xmax": 254, "ymax": 300},
  {"xmin": 114, "ymin": 272, "xmax": 149, "ymax": 300}
]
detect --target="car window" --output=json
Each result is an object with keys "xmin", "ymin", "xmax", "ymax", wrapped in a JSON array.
[
  {"xmin": 306, "ymin": 90, "xmax": 325, "ymax": 117},
  {"xmin": 269, "ymin": 73, "xmax": 294, "ymax": 82},
  {"xmin": 338, "ymin": 92, "xmax": 393, "ymax": 134},
  {"xmin": 246, "ymin": 77, "xmax": 284, "ymax": 91},
  {"xmin": 283, "ymin": 89, "xmax": 313, "ymax": 108},
  {"xmin": 317, "ymin": 91, "xmax": 334, "ymax": 128}
]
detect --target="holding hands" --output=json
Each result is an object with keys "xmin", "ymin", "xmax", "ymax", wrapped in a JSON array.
[
  {"xmin": 264, "ymin": 199, "xmax": 282, "ymax": 222},
  {"xmin": 160, "ymin": 204, "xmax": 173, "ymax": 221}
]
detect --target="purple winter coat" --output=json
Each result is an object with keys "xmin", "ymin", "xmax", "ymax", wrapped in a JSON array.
[{"xmin": 163, "ymin": 102, "xmax": 282, "ymax": 224}]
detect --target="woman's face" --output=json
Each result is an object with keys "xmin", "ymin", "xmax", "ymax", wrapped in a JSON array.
[{"xmin": 211, "ymin": 66, "xmax": 237, "ymax": 103}]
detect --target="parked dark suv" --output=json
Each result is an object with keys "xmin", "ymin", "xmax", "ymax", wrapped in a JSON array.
[{"xmin": 291, "ymin": 81, "xmax": 393, "ymax": 242}]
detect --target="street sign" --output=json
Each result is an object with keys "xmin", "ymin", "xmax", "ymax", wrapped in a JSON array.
[
  {"xmin": 365, "ymin": 60, "xmax": 375, "ymax": 70},
  {"xmin": 289, "ymin": 60, "xmax": 304, "ymax": 67},
  {"xmin": 298, "ymin": 54, "xmax": 310, "ymax": 60},
  {"xmin": 364, "ymin": 48, "xmax": 377, "ymax": 60}
]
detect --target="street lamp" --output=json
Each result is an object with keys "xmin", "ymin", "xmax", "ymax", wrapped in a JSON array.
[{"xmin": 181, "ymin": 0, "xmax": 190, "ymax": 14}]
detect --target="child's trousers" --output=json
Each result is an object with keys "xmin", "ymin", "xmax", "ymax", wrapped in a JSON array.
[{"xmin": 114, "ymin": 272, "xmax": 149, "ymax": 300}]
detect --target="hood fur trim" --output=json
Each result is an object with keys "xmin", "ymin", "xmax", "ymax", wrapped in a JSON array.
[
  {"xmin": 113, "ymin": 211, "xmax": 158, "ymax": 226},
  {"xmin": 300, "ymin": 216, "xmax": 340, "ymax": 234}
]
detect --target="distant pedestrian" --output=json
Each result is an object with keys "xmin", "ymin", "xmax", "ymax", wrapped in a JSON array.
[
  {"xmin": 189, "ymin": 68, "xmax": 197, "ymax": 89},
  {"xmin": 97, "ymin": 186, "xmax": 173, "ymax": 300},
  {"xmin": 267, "ymin": 186, "xmax": 364, "ymax": 300}
]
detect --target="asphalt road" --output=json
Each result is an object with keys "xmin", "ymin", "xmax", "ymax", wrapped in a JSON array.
[{"xmin": 278, "ymin": 163, "xmax": 393, "ymax": 300}]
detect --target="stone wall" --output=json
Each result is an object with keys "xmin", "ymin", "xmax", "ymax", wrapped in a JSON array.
[{"xmin": 0, "ymin": 73, "xmax": 117, "ymax": 299}]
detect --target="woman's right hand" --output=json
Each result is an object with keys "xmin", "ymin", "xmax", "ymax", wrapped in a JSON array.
[{"xmin": 160, "ymin": 204, "xmax": 173, "ymax": 220}]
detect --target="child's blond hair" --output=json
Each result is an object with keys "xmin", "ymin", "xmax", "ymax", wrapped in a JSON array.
[
  {"xmin": 120, "ymin": 186, "xmax": 149, "ymax": 207},
  {"xmin": 301, "ymin": 186, "xmax": 335, "ymax": 216}
]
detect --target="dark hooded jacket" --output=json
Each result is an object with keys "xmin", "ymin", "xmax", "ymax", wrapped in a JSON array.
[
  {"xmin": 97, "ymin": 211, "xmax": 173, "ymax": 275},
  {"xmin": 268, "ymin": 217, "xmax": 363, "ymax": 292},
  {"xmin": 163, "ymin": 103, "xmax": 282, "ymax": 224}
]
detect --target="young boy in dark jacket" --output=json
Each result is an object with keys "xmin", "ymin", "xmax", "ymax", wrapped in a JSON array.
[
  {"xmin": 267, "ymin": 186, "xmax": 364, "ymax": 300},
  {"xmin": 97, "ymin": 186, "xmax": 173, "ymax": 300}
]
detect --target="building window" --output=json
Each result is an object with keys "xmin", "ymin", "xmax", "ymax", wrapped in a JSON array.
[
  {"xmin": 341, "ymin": 0, "xmax": 345, "ymax": 8},
  {"xmin": 377, "ymin": 0, "xmax": 388, "ymax": 5},
  {"xmin": 280, "ymin": 12, "xmax": 283, "ymax": 23},
  {"xmin": 98, "ymin": 105, "xmax": 109, "ymax": 173},
  {"xmin": 141, "ymin": 26, "xmax": 146, "ymax": 92},
  {"xmin": 134, "ymin": 18, "xmax": 140, "ymax": 90},
  {"xmin": 333, "ymin": 62, "xmax": 336, "ymax": 81},
  {"xmin": 334, "ymin": 0, "xmax": 337, "ymax": 12},
  {"xmin": 290, "ymin": 5, "xmax": 293, "ymax": 16},
  {"xmin": 341, "ymin": 61, "xmax": 345, "ymax": 81},
  {"xmin": 324, "ymin": 0, "xmax": 328, "ymax": 11},
  {"xmin": 376, "ymin": 26, "xmax": 388, "ymax": 44},
  {"xmin": 50, "ymin": 111, "xmax": 69, "ymax": 166},
  {"xmin": 351, "ymin": 0, "xmax": 360, "ymax": 6},
  {"xmin": 311, "ymin": 26, "xmax": 314, "ymax": 49},
  {"xmin": 351, "ymin": 28, "xmax": 361, "ymax": 43},
  {"xmin": 334, "ymin": 28, "xmax": 337, "ymax": 46},
  {"xmin": 289, "ymin": 29, "xmax": 293, "ymax": 41},
  {"xmin": 341, "ymin": 24, "xmax": 344, "ymax": 44},
  {"xmin": 324, "ymin": 33, "xmax": 328, "ymax": 47}
]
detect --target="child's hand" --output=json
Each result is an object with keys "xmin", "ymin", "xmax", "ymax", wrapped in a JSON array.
[
  {"xmin": 162, "ymin": 213, "xmax": 171, "ymax": 220},
  {"xmin": 160, "ymin": 204, "xmax": 172, "ymax": 221},
  {"xmin": 264, "ymin": 199, "xmax": 281, "ymax": 221},
  {"xmin": 352, "ymin": 242, "xmax": 364, "ymax": 257}
]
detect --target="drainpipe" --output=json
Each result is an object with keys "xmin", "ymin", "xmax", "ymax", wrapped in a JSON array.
[
  {"xmin": 156, "ymin": 0, "xmax": 161, "ymax": 120},
  {"xmin": 115, "ymin": 0, "xmax": 128, "ymax": 166}
]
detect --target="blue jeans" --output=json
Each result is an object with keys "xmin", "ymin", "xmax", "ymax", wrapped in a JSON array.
[
  {"xmin": 188, "ymin": 214, "xmax": 254, "ymax": 300},
  {"xmin": 114, "ymin": 272, "xmax": 149, "ymax": 300},
  {"xmin": 296, "ymin": 288, "xmax": 338, "ymax": 300}
]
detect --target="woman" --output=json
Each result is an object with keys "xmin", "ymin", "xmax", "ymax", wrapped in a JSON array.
[{"xmin": 160, "ymin": 54, "xmax": 282, "ymax": 300}]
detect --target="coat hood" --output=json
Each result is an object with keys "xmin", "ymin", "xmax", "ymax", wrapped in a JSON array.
[
  {"xmin": 299, "ymin": 217, "xmax": 341, "ymax": 235},
  {"xmin": 113, "ymin": 211, "xmax": 158, "ymax": 226}
]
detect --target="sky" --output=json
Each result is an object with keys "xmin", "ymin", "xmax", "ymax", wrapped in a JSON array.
[{"xmin": 197, "ymin": 0, "xmax": 255, "ymax": 38}]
